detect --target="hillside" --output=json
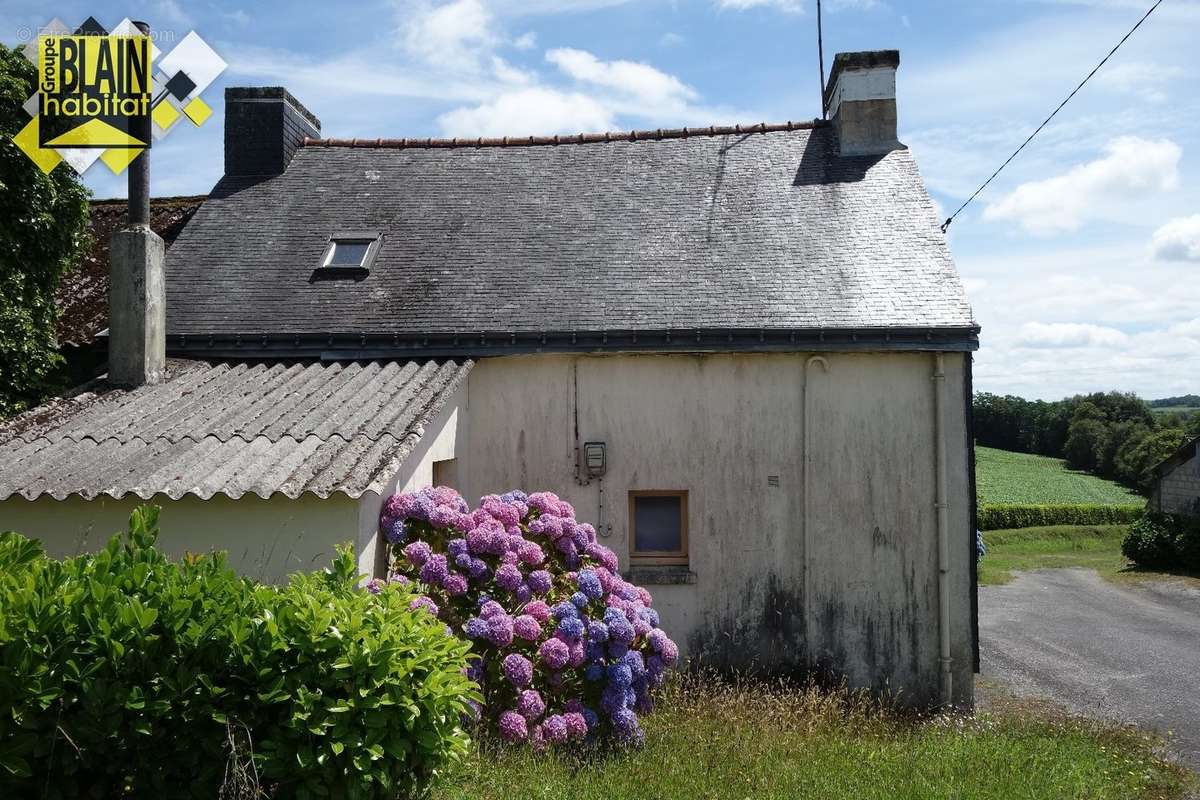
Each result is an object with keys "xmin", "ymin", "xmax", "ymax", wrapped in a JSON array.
[{"xmin": 975, "ymin": 446, "xmax": 1143, "ymax": 506}]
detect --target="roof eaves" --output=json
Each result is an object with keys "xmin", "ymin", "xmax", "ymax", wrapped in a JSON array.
[{"xmin": 167, "ymin": 327, "xmax": 981, "ymax": 360}]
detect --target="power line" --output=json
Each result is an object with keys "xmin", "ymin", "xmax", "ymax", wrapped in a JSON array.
[{"xmin": 941, "ymin": 0, "xmax": 1163, "ymax": 234}]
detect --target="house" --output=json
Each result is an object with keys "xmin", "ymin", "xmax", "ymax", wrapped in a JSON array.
[
  {"xmin": 1150, "ymin": 436, "xmax": 1200, "ymax": 517},
  {"xmin": 0, "ymin": 50, "xmax": 979, "ymax": 707}
]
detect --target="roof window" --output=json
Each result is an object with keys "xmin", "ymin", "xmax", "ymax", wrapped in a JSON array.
[{"xmin": 313, "ymin": 231, "xmax": 381, "ymax": 281}]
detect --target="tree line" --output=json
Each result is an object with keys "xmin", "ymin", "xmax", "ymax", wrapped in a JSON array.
[{"xmin": 973, "ymin": 391, "xmax": 1200, "ymax": 494}]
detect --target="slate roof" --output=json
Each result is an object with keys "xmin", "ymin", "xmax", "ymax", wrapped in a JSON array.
[
  {"xmin": 164, "ymin": 123, "xmax": 976, "ymax": 357},
  {"xmin": 0, "ymin": 359, "xmax": 470, "ymax": 501},
  {"xmin": 58, "ymin": 196, "xmax": 204, "ymax": 346}
]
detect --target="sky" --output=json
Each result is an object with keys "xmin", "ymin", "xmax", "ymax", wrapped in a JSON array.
[{"xmin": 4, "ymin": 0, "xmax": 1198, "ymax": 401}]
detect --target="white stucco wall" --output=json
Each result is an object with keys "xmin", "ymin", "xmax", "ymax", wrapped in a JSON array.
[
  {"xmin": 0, "ymin": 493, "xmax": 360, "ymax": 583},
  {"xmin": 454, "ymin": 351, "xmax": 974, "ymax": 706}
]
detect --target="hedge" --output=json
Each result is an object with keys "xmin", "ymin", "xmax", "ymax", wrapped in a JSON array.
[
  {"xmin": 978, "ymin": 503, "xmax": 1144, "ymax": 531},
  {"xmin": 1122, "ymin": 512, "xmax": 1200, "ymax": 571},
  {"xmin": 0, "ymin": 506, "xmax": 478, "ymax": 799}
]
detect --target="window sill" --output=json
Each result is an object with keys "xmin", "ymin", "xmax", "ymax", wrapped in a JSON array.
[{"xmin": 623, "ymin": 565, "xmax": 696, "ymax": 585}]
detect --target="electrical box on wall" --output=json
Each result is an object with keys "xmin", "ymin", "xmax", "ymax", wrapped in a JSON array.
[{"xmin": 583, "ymin": 441, "xmax": 606, "ymax": 478}]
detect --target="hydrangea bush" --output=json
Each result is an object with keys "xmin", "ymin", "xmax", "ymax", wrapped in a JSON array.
[{"xmin": 379, "ymin": 486, "xmax": 679, "ymax": 748}]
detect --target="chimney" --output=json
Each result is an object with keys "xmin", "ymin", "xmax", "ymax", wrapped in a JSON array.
[
  {"xmin": 224, "ymin": 87, "xmax": 321, "ymax": 176},
  {"xmin": 109, "ymin": 20, "xmax": 165, "ymax": 389},
  {"xmin": 823, "ymin": 50, "xmax": 901, "ymax": 157}
]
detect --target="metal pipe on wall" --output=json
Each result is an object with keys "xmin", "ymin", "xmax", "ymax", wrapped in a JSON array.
[
  {"xmin": 802, "ymin": 355, "xmax": 829, "ymax": 663},
  {"xmin": 933, "ymin": 353, "xmax": 953, "ymax": 707}
]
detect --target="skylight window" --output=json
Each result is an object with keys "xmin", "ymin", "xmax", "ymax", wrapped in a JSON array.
[
  {"xmin": 326, "ymin": 240, "xmax": 372, "ymax": 267},
  {"xmin": 315, "ymin": 232, "xmax": 382, "ymax": 278}
]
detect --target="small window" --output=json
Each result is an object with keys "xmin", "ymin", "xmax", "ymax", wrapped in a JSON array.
[
  {"xmin": 326, "ymin": 240, "xmax": 372, "ymax": 267},
  {"xmin": 315, "ymin": 231, "xmax": 382, "ymax": 277},
  {"xmin": 629, "ymin": 490, "xmax": 688, "ymax": 565}
]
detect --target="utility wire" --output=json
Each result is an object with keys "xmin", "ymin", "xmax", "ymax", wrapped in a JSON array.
[{"xmin": 941, "ymin": 0, "xmax": 1163, "ymax": 233}]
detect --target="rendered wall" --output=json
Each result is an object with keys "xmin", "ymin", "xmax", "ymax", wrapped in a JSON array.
[
  {"xmin": 0, "ymin": 492, "xmax": 359, "ymax": 583},
  {"xmin": 455, "ymin": 351, "xmax": 974, "ymax": 707}
]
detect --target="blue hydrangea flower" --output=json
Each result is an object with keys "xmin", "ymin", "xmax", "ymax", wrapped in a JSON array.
[
  {"xmin": 576, "ymin": 569, "xmax": 604, "ymax": 600},
  {"xmin": 464, "ymin": 616, "xmax": 489, "ymax": 639},
  {"xmin": 552, "ymin": 601, "xmax": 579, "ymax": 621},
  {"xmin": 557, "ymin": 616, "xmax": 586, "ymax": 641},
  {"xmin": 570, "ymin": 591, "xmax": 590, "ymax": 609},
  {"xmin": 585, "ymin": 663, "xmax": 605, "ymax": 682}
]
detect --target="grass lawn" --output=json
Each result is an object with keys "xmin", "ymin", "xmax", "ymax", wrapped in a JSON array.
[
  {"xmin": 434, "ymin": 676, "xmax": 1193, "ymax": 800},
  {"xmin": 978, "ymin": 524, "xmax": 1200, "ymax": 588},
  {"xmin": 975, "ymin": 446, "xmax": 1142, "ymax": 506}
]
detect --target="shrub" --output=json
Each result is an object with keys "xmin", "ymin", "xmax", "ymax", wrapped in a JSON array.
[
  {"xmin": 977, "ymin": 503, "xmax": 1143, "ymax": 531},
  {"xmin": 0, "ymin": 506, "xmax": 477, "ymax": 798},
  {"xmin": 1122, "ymin": 512, "xmax": 1200, "ymax": 571},
  {"xmin": 380, "ymin": 487, "xmax": 679, "ymax": 749}
]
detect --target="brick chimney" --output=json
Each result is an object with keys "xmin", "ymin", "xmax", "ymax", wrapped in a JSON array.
[
  {"xmin": 823, "ymin": 50, "xmax": 901, "ymax": 157},
  {"xmin": 224, "ymin": 87, "xmax": 320, "ymax": 176}
]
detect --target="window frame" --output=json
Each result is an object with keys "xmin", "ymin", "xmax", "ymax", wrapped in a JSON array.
[
  {"xmin": 628, "ymin": 490, "xmax": 689, "ymax": 566},
  {"xmin": 315, "ymin": 230, "xmax": 383, "ymax": 276}
]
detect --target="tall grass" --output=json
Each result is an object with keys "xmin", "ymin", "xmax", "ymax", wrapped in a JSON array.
[{"xmin": 434, "ymin": 672, "xmax": 1192, "ymax": 800}]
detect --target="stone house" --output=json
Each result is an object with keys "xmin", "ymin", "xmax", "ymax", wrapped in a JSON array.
[
  {"xmin": 0, "ymin": 50, "xmax": 979, "ymax": 707},
  {"xmin": 1150, "ymin": 437, "xmax": 1200, "ymax": 517}
]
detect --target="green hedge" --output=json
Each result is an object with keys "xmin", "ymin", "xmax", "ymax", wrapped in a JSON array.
[
  {"xmin": 978, "ymin": 503, "xmax": 1144, "ymax": 531},
  {"xmin": 0, "ymin": 506, "xmax": 478, "ymax": 799},
  {"xmin": 1122, "ymin": 512, "xmax": 1200, "ymax": 571}
]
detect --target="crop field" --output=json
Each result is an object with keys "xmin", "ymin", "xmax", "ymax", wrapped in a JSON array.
[{"xmin": 975, "ymin": 446, "xmax": 1142, "ymax": 506}]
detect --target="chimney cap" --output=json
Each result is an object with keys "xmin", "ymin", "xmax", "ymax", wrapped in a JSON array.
[
  {"xmin": 225, "ymin": 86, "xmax": 321, "ymax": 131},
  {"xmin": 824, "ymin": 50, "xmax": 900, "ymax": 112}
]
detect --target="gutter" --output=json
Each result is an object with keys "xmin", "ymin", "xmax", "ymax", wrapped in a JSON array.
[
  {"xmin": 802, "ymin": 355, "xmax": 829, "ymax": 669},
  {"xmin": 163, "ymin": 327, "xmax": 981, "ymax": 361}
]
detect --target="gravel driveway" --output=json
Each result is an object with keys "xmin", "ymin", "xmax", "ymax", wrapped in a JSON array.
[{"xmin": 980, "ymin": 568, "xmax": 1200, "ymax": 771}]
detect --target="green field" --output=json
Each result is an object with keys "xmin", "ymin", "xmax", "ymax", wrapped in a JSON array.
[{"xmin": 975, "ymin": 446, "xmax": 1142, "ymax": 506}]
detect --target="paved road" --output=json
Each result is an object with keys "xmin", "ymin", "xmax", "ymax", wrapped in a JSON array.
[{"xmin": 980, "ymin": 568, "xmax": 1200, "ymax": 771}]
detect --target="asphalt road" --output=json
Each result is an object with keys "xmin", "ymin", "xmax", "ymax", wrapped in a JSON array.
[{"xmin": 980, "ymin": 568, "xmax": 1200, "ymax": 771}]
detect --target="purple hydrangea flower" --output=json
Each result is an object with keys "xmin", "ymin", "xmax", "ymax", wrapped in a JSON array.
[
  {"xmin": 443, "ymin": 572, "xmax": 469, "ymax": 596},
  {"xmin": 517, "ymin": 689, "xmax": 545, "ymax": 721},
  {"xmin": 409, "ymin": 596, "xmax": 438, "ymax": 616},
  {"xmin": 486, "ymin": 614, "xmax": 514, "ymax": 647},
  {"xmin": 576, "ymin": 569, "xmax": 603, "ymax": 600},
  {"xmin": 447, "ymin": 538, "xmax": 468, "ymax": 557},
  {"xmin": 384, "ymin": 519, "xmax": 408, "ymax": 544},
  {"xmin": 557, "ymin": 616, "xmax": 585, "ymax": 641},
  {"xmin": 403, "ymin": 541, "xmax": 432, "ymax": 568},
  {"xmin": 563, "ymin": 712, "xmax": 588, "ymax": 740},
  {"xmin": 365, "ymin": 578, "xmax": 384, "ymax": 595},
  {"xmin": 495, "ymin": 563, "xmax": 523, "ymax": 592},
  {"xmin": 527, "ymin": 570, "xmax": 553, "ymax": 595},
  {"xmin": 498, "ymin": 710, "xmax": 528, "ymax": 743},
  {"xmin": 517, "ymin": 541, "xmax": 545, "ymax": 566},
  {"xmin": 419, "ymin": 553, "xmax": 450, "ymax": 585},
  {"xmin": 542, "ymin": 714, "xmax": 568, "ymax": 744},
  {"xmin": 538, "ymin": 638, "xmax": 570, "ymax": 669},
  {"xmin": 502, "ymin": 653, "xmax": 534, "ymax": 688},
  {"xmin": 587, "ymin": 621, "xmax": 609, "ymax": 643},
  {"xmin": 513, "ymin": 614, "xmax": 542, "ymax": 641},
  {"xmin": 480, "ymin": 600, "xmax": 505, "ymax": 619},
  {"xmin": 524, "ymin": 600, "xmax": 551, "ymax": 622},
  {"xmin": 464, "ymin": 616, "xmax": 489, "ymax": 639}
]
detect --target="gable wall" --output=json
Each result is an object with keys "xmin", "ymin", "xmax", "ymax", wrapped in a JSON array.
[
  {"xmin": 453, "ymin": 351, "xmax": 973, "ymax": 707},
  {"xmin": 1157, "ymin": 449, "xmax": 1200, "ymax": 517}
]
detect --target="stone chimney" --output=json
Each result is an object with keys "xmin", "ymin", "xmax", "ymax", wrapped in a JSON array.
[
  {"xmin": 823, "ymin": 50, "xmax": 901, "ymax": 157},
  {"xmin": 224, "ymin": 87, "xmax": 321, "ymax": 176},
  {"xmin": 109, "ymin": 20, "xmax": 164, "ymax": 389}
]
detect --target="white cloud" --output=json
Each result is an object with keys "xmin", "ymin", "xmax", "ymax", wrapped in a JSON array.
[
  {"xmin": 155, "ymin": 0, "xmax": 193, "ymax": 29},
  {"xmin": 659, "ymin": 32, "xmax": 685, "ymax": 47},
  {"xmin": 1094, "ymin": 61, "xmax": 1185, "ymax": 103},
  {"xmin": 546, "ymin": 47, "xmax": 697, "ymax": 106},
  {"xmin": 1151, "ymin": 215, "xmax": 1200, "ymax": 262},
  {"xmin": 512, "ymin": 31, "xmax": 537, "ymax": 50},
  {"xmin": 715, "ymin": 0, "xmax": 803, "ymax": 12},
  {"xmin": 437, "ymin": 87, "xmax": 616, "ymax": 137},
  {"xmin": 1016, "ymin": 322, "xmax": 1129, "ymax": 348},
  {"xmin": 401, "ymin": 0, "xmax": 497, "ymax": 70},
  {"xmin": 982, "ymin": 136, "xmax": 1182, "ymax": 234}
]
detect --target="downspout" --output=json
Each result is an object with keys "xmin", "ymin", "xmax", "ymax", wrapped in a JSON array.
[
  {"xmin": 802, "ymin": 355, "xmax": 829, "ymax": 666},
  {"xmin": 933, "ymin": 353, "xmax": 953, "ymax": 707}
]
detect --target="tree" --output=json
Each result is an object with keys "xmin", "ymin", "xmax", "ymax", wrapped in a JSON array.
[
  {"xmin": 1063, "ymin": 418, "xmax": 1108, "ymax": 472},
  {"xmin": 1117, "ymin": 428, "xmax": 1189, "ymax": 493},
  {"xmin": 0, "ymin": 44, "xmax": 90, "ymax": 417}
]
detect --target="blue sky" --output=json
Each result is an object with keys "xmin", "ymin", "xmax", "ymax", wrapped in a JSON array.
[{"xmin": 5, "ymin": 0, "xmax": 1199, "ymax": 400}]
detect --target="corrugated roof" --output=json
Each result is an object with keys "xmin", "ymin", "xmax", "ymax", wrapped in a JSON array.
[
  {"xmin": 0, "ymin": 359, "xmax": 470, "ymax": 501},
  {"xmin": 164, "ymin": 125, "xmax": 976, "ymax": 350}
]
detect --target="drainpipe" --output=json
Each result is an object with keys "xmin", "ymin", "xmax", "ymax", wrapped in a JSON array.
[
  {"xmin": 933, "ymin": 353, "xmax": 953, "ymax": 707},
  {"xmin": 802, "ymin": 355, "xmax": 829, "ymax": 665}
]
